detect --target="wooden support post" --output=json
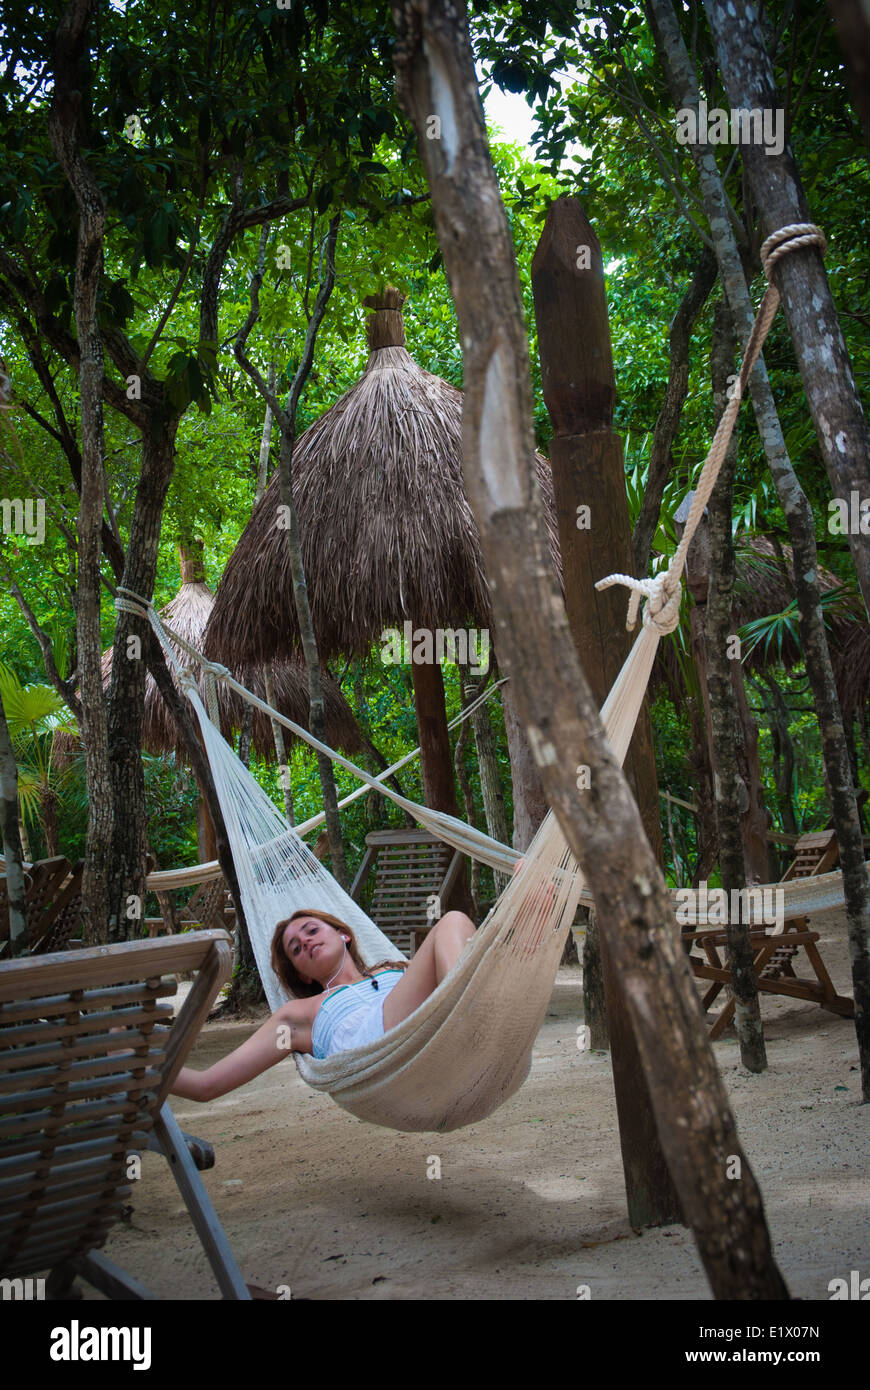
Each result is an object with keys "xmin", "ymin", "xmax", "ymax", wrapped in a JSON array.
[
  {"xmin": 531, "ymin": 199, "xmax": 662, "ymax": 858},
  {"xmin": 532, "ymin": 197, "xmax": 680, "ymax": 1227}
]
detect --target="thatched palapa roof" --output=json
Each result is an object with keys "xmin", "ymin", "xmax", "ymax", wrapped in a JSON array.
[{"xmin": 204, "ymin": 288, "xmax": 562, "ymax": 666}]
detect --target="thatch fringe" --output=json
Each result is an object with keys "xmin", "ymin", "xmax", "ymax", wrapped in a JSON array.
[{"xmin": 57, "ymin": 581, "xmax": 362, "ymax": 764}]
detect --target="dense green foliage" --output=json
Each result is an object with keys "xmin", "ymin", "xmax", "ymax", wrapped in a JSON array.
[{"xmin": 1, "ymin": 0, "xmax": 868, "ymax": 910}]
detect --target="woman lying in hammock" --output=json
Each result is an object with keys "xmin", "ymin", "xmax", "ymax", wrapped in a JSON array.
[{"xmin": 171, "ymin": 906, "xmax": 476, "ymax": 1102}]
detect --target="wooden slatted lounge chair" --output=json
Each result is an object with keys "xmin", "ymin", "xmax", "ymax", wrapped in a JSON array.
[
  {"xmin": 145, "ymin": 876, "xmax": 237, "ymax": 940},
  {"xmin": 350, "ymin": 829, "xmax": 463, "ymax": 956},
  {"xmin": 0, "ymin": 929, "xmax": 251, "ymax": 1299},
  {"xmin": 687, "ymin": 831, "xmax": 854, "ymax": 1038},
  {"xmin": 0, "ymin": 857, "xmax": 84, "ymax": 957}
]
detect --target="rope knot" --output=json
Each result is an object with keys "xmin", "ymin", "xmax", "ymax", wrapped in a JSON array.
[
  {"xmin": 760, "ymin": 223, "xmax": 826, "ymax": 281},
  {"xmin": 114, "ymin": 585, "xmax": 152, "ymax": 615},
  {"xmin": 594, "ymin": 570, "xmax": 682, "ymax": 634},
  {"xmin": 643, "ymin": 572, "xmax": 682, "ymax": 635}
]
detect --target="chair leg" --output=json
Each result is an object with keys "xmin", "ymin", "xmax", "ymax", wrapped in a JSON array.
[
  {"xmin": 69, "ymin": 1250, "xmax": 157, "ymax": 1301},
  {"xmin": 46, "ymin": 1262, "xmax": 83, "ymax": 1300},
  {"xmin": 153, "ymin": 1102, "xmax": 251, "ymax": 1300}
]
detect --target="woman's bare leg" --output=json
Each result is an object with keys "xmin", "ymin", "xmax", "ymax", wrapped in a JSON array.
[{"xmin": 381, "ymin": 911, "xmax": 475, "ymax": 1029}]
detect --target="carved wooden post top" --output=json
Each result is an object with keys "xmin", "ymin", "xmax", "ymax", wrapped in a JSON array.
[
  {"xmin": 363, "ymin": 286, "xmax": 406, "ymax": 350},
  {"xmin": 531, "ymin": 195, "xmax": 615, "ymax": 435}
]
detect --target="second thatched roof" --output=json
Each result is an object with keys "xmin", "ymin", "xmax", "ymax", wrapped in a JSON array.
[
  {"xmin": 204, "ymin": 289, "xmax": 562, "ymax": 666},
  {"xmin": 59, "ymin": 579, "xmax": 363, "ymax": 764},
  {"xmin": 652, "ymin": 535, "xmax": 869, "ymax": 712}
]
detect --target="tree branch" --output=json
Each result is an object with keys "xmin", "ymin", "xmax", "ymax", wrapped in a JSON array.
[{"xmin": 1, "ymin": 568, "xmax": 83, "ymax": 722}]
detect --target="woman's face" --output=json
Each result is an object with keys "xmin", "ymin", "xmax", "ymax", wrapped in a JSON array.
[{"xmin": 281, "ymin": 916, "xmax": 345, "ymax": 985}]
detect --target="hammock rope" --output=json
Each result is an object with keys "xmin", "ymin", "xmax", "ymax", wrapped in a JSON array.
[
  {"xmin": 114, "ymin": 224, "xmax": 842, "ymax": 1132},
  {"xmin": 595, "ymin": 223, "xmax": 828, "ymax": 628}
]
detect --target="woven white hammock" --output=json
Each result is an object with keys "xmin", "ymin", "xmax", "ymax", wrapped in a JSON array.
[
  {"xmin": 113, "ymin": 224, "xmax": 855, "ymax": 1132},
  {"xmin": 125, "ymin": 597, "xmax": 653, "ymax": 1132}
]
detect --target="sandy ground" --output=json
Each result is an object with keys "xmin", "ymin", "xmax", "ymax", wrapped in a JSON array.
[{"xmin": 85, "ymin": 907, "xmax": 868, "ymax": 1301}]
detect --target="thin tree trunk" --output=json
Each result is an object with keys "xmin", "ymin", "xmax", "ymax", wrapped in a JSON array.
[
  {"xmin": 666, "ymin": 795, "xmax": 683, "ymax": 887},
  {"xmin": 582, "ymin": 908, "xmax": 609, "ymax": 1050},
  {"xmin": 704, "ymin": 0, "xmax": 870, "ymax": 618},
  {"xmin": 155, "ymin": 890, "xmax": 180, "ymax": 934},
  {"xmin": 40, "ymin": 788, "xmax": 60, "ymax": 859},
  {"xmin": 687, "ymin": 692, "xmax": 719, "ymax": 887},
  {"xmin": 48, "ymin": 0, "xmax": 112, "ymax": 945},
  {"xmin": 264, "ymin": 664, "xmax": 294, "ymax": 825},
  {"xmin": 237, "ymin": 703, "xmax": 254, "ymax": 767},
  {"xmin": 501, "ymin": 678, "xmax": 548, "ymax": 850},
  {"xmin": 277, "ymin": 430, "xmax": 348, "ymax": 887},
  {"xmin": 463, "ymin": 669, "xmax": 510, "ymax": 896},
  {"xmin": 706, "ymin": 300, "xmax": 766, "ymax": 1072},
  {"xmin": 633, "ymin": 246, "xmax": 718, "ymax": 576},
  {"xmin": 755, "ymin": 673, "xmax": 798, "ymax": 836},
  {"xmin": 731, "ymin": 670, "xmax": 774, "ymax": 882},
  {"xmin": 650, "ymin": 0, "xmax": 870, "ymax": 1101},
  {"xmin": 453, "ymin": 697, "xmax": 482, "ymax": 916},
  {"xmin": 0, "ymin": 690, "xmax": 28, "ymax": 952},
  {"xmin": 410, "ymin": 656, "xmax": 474, "ymax": 914},
  {"xmin": 235, "ymin": 214, "xmax": 349, "ymax": 888},
  {"xmin": 255, "ymin": 365, "xmax": 277, "ymax": 505},
  {"xmin": 393, "ymin": 0, "xmax": 787, "ymax": 1299}
]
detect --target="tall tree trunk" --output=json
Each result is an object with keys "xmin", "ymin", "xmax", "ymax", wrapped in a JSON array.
[
  {"xmin": 410, "ymin": 657, "xmax": 459, "ymax": 815},
  {"xmin": 393, "ymin": 0, "xmax": 787, "ymax": 1299},
  {"xmin": 650, "ymin": 0, "xmax": 870, "ymax": 1101},
  {"xmin": 277, "ymin": 428, "xmax": 349, "ymax": 888},
  {"xmin": 107, "ymin": 424, "xmax": 179, "ymax": 939},
  {"xmin": 706, "ymin": 301, "xmax": 766, "ymax": 1072},
  {"xmin": 704, "ymin": 0, "xmax": 870, "ymax": 618},
  {"xmin": 0, "ymin": 691, "xmax": 28, "ymax": 953},
  {"xmin": 234, "ymin": 214, "xmax": 349, "ymax": 888},
  {"xmin": 633, "ymin": 246, "xmax": 718, "ymax": 577},
  {"xmin": 48, "ymin": 0, "xmax": 112, "ymax": 945}
]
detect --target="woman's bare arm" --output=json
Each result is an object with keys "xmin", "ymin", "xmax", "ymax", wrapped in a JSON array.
[{"xmin": 171, "ymin": 997, "xmax": 318, "ymax": 1103}]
